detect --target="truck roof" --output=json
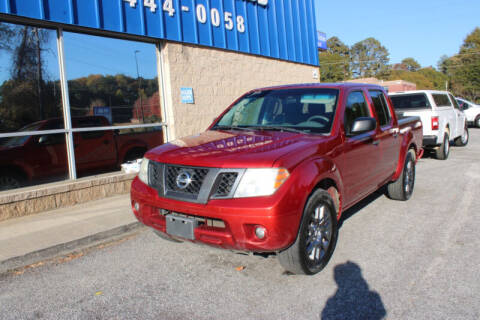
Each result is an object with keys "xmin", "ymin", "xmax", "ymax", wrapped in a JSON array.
[
  {"xmin": 251, "ymin": 82, "xmax": 387, "ymax": 92},
  {"xmin": 389, "ymin": 90, "xmax": 452, "ymax": 96}
]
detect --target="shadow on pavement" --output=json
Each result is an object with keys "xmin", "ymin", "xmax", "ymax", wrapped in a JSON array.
[
  {"xmin": 338, "ymin": 188, "xmax": 385, "ymax": 228},
  {"xmin": 321, "ymin": 261, "xmax": 386, "ymax": 320}
]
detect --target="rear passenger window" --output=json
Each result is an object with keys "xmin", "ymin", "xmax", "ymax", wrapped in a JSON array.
[
  {"xmin": 390, "ymin": 94, "xmax": 431, "ymax": 110},
  {"xmin": 369, "ymin": 90, "xmax": 392, "ymax": 127},
  {"xmin": 344, "ymin": 91, "xmax": 371, "ymax": 135},
  {"xmin": 432, "ymin": 94, "xmax": 452, "ymax": 107}
]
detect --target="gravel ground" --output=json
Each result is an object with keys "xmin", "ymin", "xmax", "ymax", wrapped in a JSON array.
[{"xmin": 1, "ymin": 129, "xmax": 479, "ymax": 320}]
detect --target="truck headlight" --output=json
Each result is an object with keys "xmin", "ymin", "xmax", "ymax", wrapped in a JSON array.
[
  {"xmin": 138, "ymin": 158, "xmax": 150, "ymax": 185},
  {"xmin": 234, "ymin": 168, "xmax": 289, "ymax": 198}
]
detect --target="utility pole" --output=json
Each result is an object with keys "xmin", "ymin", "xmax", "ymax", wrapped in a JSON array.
[
  {"xmin": 134, "ymin": 50, "xmax": 145, "ymax": 123},
  {"xmin": 33, "ymin": 27, "xmax": 44, "ymax": 119}
]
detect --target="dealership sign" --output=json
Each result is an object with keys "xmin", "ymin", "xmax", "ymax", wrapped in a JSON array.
[{"xmin": 0, "ymin": 0, "xmax": 318, "ymax": 66}]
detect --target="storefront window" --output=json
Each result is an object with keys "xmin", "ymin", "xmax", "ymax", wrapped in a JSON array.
[
  {"xmin": 63, "ymin": 32, "xmax": 162, "ymax": 127},
  {"xmin": 0, "ymin": 22, "xmax": 63, "ymax": 133},
  {"xmin": 0, "ymin": 22, "xmax": 67, "ymax": 191}
]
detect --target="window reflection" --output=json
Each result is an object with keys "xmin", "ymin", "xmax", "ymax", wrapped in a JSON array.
[
  {"xmin": 0, "ymin": 132, "xmax": 68, "ymax": 191},
  {"xmin": 0, "ymin": 22, "xmax": 62, "ymax": 133},
  {"xmin": 72, "ymin": 124, "xmax": 163, "ymax": 178},
  {"xmin": 63, "ymin": 32, "xmax": 162, "ymax": 127}
]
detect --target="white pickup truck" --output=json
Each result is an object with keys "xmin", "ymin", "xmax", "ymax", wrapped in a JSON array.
[
  {"xmin": 456, "ymin": 98, "xmax": 480, "ymax": 128},
  {"xmin": 389, "ymin": 90, "xmax": 468, "ymax": 160}
]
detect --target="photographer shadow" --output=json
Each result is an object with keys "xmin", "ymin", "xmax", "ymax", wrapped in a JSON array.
[{"xmin": 321, "ymin": 261, "xmax": 386, "ymax": 320}]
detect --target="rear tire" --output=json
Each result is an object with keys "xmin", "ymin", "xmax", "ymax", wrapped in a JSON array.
[
  {"xmin": 123, "ymin": 148, "xmax": 147, "ymax": 163},
  {"xmin": 386, "ymin": 150, "xmax": 416, "ymax": 201},
  {"xmin": 454, "ymin": 125, "xmax": 469, "ymax": 147},
  {"xmin": 278, "ymin": 189, "xmax": 338, "ymax": 275},
  {"xmin": 435, "ymin": 133, "xmax": 450, "ymax": 160},
  {"xmin": 0, "ymin": 171, "xmax": 25, "ymax": 191}
]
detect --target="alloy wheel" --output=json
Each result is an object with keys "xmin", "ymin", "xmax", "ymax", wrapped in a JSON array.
[{"xmin": 305, "ymin": 205, "xmax": 332, "ymax": 265}]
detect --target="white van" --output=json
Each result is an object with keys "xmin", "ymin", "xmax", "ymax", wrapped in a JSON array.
[{"xmin": 389, "ymin": 90, "xmax": 468, "ymax": 160}]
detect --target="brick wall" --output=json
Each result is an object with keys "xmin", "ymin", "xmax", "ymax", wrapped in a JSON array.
[{"xmin": 161, "ymin": 43, "xmax": 319, "ymax": 139}]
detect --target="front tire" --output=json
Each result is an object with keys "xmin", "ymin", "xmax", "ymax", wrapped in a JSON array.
[
  {"xmin": 475, "ymin": 115, "xmax": 480, "ymax": 128},
  {"xmin": 454, "ymin": 125, "xmax": 469, "ymax": 147},
  {"xmin": 435, "ymin": 133, "xmax": 450, "ymax": 160},
  {"xmin": 386, "ymin": 150, "xmax": 416, "ymax": 201},
  {"xmin": 278, "ymin": 189, "xmax": 338, "ymax": 275}
]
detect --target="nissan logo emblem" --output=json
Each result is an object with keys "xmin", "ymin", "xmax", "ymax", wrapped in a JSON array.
[{"xmin": 176, "ymin": 170, "xmax": 193, "ymax": 189}]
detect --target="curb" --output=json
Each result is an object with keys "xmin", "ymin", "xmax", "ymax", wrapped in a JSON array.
[{"xmin": 0, "ymin": 222, "xmax": 144, "ymax": 275}]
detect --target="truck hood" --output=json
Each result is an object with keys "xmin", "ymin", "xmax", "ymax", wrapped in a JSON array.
[{"xmin": 146, "ymin": 129, "xmax": 325, "ymax": 168}]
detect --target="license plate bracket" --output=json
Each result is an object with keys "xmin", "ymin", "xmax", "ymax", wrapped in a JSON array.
[{"xmin": 166, "ymin": 214, "xmax": 198, "ymax": 240}]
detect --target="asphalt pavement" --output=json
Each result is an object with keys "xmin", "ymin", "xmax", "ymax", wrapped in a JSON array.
[{"xmin": 1, "ymin": 128, "xmax": 479, "ymax": 320}]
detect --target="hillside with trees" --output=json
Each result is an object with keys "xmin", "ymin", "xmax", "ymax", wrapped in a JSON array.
[{"xmin": 319, "ymin": 28, "xmax": 479, "ymax": 103}]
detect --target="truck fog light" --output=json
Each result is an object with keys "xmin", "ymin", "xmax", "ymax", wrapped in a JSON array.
[
  {"xmin": 255, "ymin": 226, "xmax": 266, "ymax": 239},
  {"xmin": 134, "ymin": 202, "xmax": 140, "ymax": 212}
]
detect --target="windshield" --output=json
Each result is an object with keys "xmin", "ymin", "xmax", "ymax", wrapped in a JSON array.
[
  {"xmin": 212, "ymin": 88, "xmax": 340, "ymax": 134},
  {"xmin": 1, "ymin": 122, "xmax": 44, "ymax": 148}
]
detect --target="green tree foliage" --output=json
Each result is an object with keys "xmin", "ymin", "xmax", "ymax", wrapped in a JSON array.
[
  {"xmin": 318, "ymin": 37, "xmax": 351, "ymax": 82},
  {"xmin": 445, "ymin": 28, "xmax": 480, "ymax": 102},
  {"xmin": 401, "ymin": 58, "xmax": 421, "ymax": 72},
  {"xmin": 350, "ymin": 38, "xmax": 390, "ymax": 78},
  {"xmin": 379, "ymin": 68, "xmax": 447, "ymax": 90}
]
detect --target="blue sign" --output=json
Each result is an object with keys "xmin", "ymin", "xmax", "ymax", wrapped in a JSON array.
[
  {"xmin": 93, "ymin": 106, "xmax": 113, "ymax": 124},
  {"xmin": 0, "ymin": 0, "xmax": 318, "ymax": 66},
  {"xmin": 317, "ymin": 31, "xmax": 327, "ymax": 50},
  {"xmin": 180, "ymin": 87, "xmax": 195, "ymax": 104}
]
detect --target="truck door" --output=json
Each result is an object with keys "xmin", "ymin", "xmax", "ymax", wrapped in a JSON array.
[
  {"xmin": 340, "ymin": 90, "xmax": 383, "ymax": 206},
  {"xmin": 449, "ymin": 93, "xmax": 466, "ymax": 137},
  {"xmin": 368, "ymin": 90, "xmax": 399, "ymax": 179},
  {"xmin": 73, "ymin": 117, "xmax": 117, "ymax": 175}
]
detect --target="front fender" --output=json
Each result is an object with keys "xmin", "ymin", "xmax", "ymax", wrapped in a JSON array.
[{"xmin": 290, "ymin": 156, "xmax": 344, "ymax": 219}]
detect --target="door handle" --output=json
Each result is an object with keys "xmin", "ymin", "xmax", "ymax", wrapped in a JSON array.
[
  {"xmin": 372, "ymin": 140, "xmax": 380, "ymax": 146},
  {"xmin": 392, "ymin": 128, "xmax": 399, "ymax": 138},
  {"xmin": 103, "ymin": 140, "xmax": 110, "ymax": 145}
]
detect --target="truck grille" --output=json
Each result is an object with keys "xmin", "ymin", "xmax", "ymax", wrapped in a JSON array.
[
  {"xmin": 212, "ymin": 172, "xmax": 238, "ymax": 198},
  {"xmin": 165, "ymin": 165, "xmax": 209, "ymax": 195},
  {"xmin": 147, "ymin": 160, "xmax": 243, "ymax": 203}
]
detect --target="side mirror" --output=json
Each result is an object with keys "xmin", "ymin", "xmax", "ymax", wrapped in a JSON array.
[
  {"xmin": 38, "ymin": 135, "xmax": 49, "ymax": 144},
  {"xmin": 350, "ymin": 117, "xmax": 377, "ymax": 135}
]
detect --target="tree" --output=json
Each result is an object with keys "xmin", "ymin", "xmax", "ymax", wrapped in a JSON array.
[
  {"xmin": 445, "ymin": 28, "xmax": 480, "ymax": 102},
  {"xmin": 350, "ymin": 38, "xmax": 390, "ymax": 78},
  {"xmin": 401, "ymin": 58, "xmax": 421, "ymax": 72},
  {"xmin": 318, "ymin": 36, "xmax": 351, "ymax": 82}
]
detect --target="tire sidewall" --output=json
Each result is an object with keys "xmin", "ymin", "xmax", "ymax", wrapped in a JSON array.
[
  {"xmin": 444, "ymin": 134, "xmax": 450, "ymax": 157},
  {"xmin": 476, "ymin": 116, "xmax": 480, "ymax": 128},
  {"xmin": 297, "ymin": 190, "xmax": 338, "ymax": 275},
  {"xmin": 461, "ymin": 126, "xmax": 469, "ymax": 145},
  {"xmin": 402, "ymin": 151, "xmax": 415, "ymax": 200}
]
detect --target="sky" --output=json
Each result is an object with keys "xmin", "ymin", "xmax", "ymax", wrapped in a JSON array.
[{"xmin": 314, "ymin": 0, "xmax": 480, "ymax": 68}]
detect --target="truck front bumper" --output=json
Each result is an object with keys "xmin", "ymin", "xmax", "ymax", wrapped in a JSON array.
[{"xmin": 130, "ymin": 177, "xmax": 302, "ymax": 252}]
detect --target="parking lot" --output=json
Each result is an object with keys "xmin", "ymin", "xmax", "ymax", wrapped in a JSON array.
[{"xmin": 1, "ymin": 129, "xmax": 480, "ymax": 320}]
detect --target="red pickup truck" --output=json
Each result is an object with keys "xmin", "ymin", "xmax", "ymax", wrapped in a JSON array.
[
  {"xmin": 131, "ymin": 83, "xmax": 423, "ymax": 275},
  {"xmin": 0, "ymin": 116, "xmax": 163, "ymax": 190}
]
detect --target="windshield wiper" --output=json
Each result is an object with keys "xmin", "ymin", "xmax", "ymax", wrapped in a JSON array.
[
  {"xmin": 212, "ymin": 125, "xmax": 253, "ymax": 131},
  {"xmin": 244, "ymin": 126, "xmax": 307, "ymax": 134}
]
